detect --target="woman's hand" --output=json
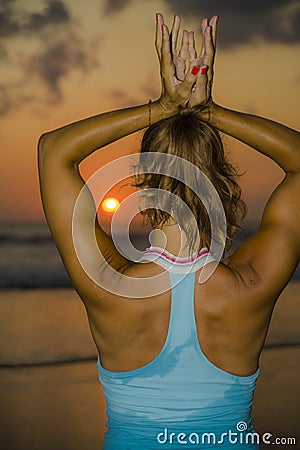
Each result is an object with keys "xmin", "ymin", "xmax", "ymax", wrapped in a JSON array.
[
  {"xmin": 155, "ymin": 13, "xmax": 202, "ymax": 115},
  {"xmin": 188, "ymin": 16, "xmax": 218, "ymax": 110},
  {"xmin": 169, "ymin": 14, "xmax": 189, "ymax": 82}
]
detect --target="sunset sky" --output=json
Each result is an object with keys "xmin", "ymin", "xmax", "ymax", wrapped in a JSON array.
[{"xmin": 1, "ymin": 0, "xmax": 299, "ymax": 227}]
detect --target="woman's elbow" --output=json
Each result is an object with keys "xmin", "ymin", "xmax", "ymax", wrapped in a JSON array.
[
  {"xmin": 37, "ymin": 130, "xmax": 62, "ymax": 166},
  {"xmin": 38, "ymin": 132, "xmax": 53, "ymax": 156}
]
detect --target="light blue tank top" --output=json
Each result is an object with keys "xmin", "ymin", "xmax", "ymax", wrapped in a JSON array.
[{"xmin": 97, "ymin": 247, "xmax": 260, "ymax": 449}]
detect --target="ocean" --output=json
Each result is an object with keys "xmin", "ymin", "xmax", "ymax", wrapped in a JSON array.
[
  {"xmin": 0, "ymin": 219, "xmax": 299, "ymax": 366},
  {"xmin": 0, "ymin": 223, "xmax": 299, "ymax": 449},
  {"xmin": 0, "ymin": 221, "xmax": 72, "ymax": 289},
  {"xmin": 1, "ymin": 221, "xmax": 299, "ymax": 289}
]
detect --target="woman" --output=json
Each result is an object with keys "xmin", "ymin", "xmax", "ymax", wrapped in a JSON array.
[{"xmin": 38, "ymin": 13, "xmax": 299, "ymax": 450}]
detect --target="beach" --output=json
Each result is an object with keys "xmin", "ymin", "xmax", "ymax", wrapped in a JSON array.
[{"xmin": 0, "ymin": 283, "xmax": 299, "ymax": 449}]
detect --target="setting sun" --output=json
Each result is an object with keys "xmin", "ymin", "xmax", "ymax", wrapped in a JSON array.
[{"xmin": 101, "ymin": 197, "xmax": 120, "ymax": 212}]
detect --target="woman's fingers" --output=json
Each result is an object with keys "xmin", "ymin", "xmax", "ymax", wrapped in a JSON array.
[
  {"xmin": 160, "ymin": 23, "xmax": 175, "ymax": 82},
  {"xmin": 199, "ymin": 16, "xmax": 218, "ymax": 63},
  {"xmin": 179, "ymin": 29, "xmax": 189, "ymax": 59},
  {"xmin": 171, "ymin": 14, "xmax": 181, "ymax": 57},
  {"xmin": 172, "ymin": 16, "xmax": 190, "ymax": 81},
  {"xmin": 187, "ymin": 15, "xmax": 218, "ymax": 108},
  {"xmin": 174, "ymin": 29, "xmax": 188, "ymax": 81},
  {"xmin": 188, "ymin": 31, "xmax": 197, "ymax": 62},
  {"xmin": 155, "ymin": 13, "xmax": 164, "ymax": 61},
  {"xmin": 199, "ymin": 18, "xmax": 208, "ymax": 59},
  {"xmin": 209, "ymin": 15, "xmax": 218, "ymax": 48},
  {"xmin": 203, "ymin": 26, "xmax": 214, "ymax": 60},
  {"xmin": 188, "ymin": 65, "xmax": 209, "ymax": 107},
  {"xmin": 157, "ymin": 13, "xmax": 218, "ymax": 109},
  {"xmin": 196, "ymin": 66, "xmax": 208, "ymax": 99},
  {"xmin": 179, "ymin": 64, "xmax": 201, "ymax": 100},
  {"xmin": 202, "ymin": 21, "xmax": 216, "ymax": 83}
]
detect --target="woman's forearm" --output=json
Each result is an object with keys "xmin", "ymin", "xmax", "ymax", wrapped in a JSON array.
[
  {"xmin": 209, "ymin": 104, "xmax": 300, "ymax": 174},
  {"xmin": 38, "ymin": 100, "xmax": 169, "ymax": 165}
]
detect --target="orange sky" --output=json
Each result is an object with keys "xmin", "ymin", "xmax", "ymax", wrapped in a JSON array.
[{"xmin": 1, "ymin": 0, "xmax": 299, "ymax": 227}]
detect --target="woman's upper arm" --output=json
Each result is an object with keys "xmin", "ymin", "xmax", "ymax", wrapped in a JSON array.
[
  {"xmin": 226, "ymin": 173, "xmax": 300, "ymax": 300},
  {"xmin": 38, "ymin": 135, "xmax": 130, "ymax": 303}
]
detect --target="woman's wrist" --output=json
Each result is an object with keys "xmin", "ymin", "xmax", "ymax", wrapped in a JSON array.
[
  {"xmin": 206, "ymin": 102, "xmax": 224, "ymax": 127},
  {"xmin": 153, "ymin": 98, "xmax": 219, "ymax": 124},
  {"xmin": 154, "ymin": 98, "xmax": 181, "ymax": 121},
  {"xmin": 40, "ymin": 99, "xmax": 179, "ymax": 167},
  {"xmin": 206, "ymin": 103, "xmax": 300, "ymax": 174}
]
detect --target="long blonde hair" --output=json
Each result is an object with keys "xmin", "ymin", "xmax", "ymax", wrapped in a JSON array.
[{"xmin": 134, "ymin": 107, "xmax": 246, "ymax": 254}]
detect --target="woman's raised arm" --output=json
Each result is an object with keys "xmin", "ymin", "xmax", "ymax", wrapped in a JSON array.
[
  {"xmin": 38, "ymin": 101, "xmax": 166, "ymax": 165},
  {"xmin": 39, "ymin": 15, "xmax": 202, "ymax": 165},
  {"xmin": 209, "ymin": 104, "xmax": 300, "ymax": 294},
  {"xmin": 189, "ymin": 14, "xmax": 300, "ymax": 299},
  {"xmin": 38, "ymin": 15, "xmax": 201, "ymax": 303}
]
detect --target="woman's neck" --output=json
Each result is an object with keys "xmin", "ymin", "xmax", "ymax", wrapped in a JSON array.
[{"xmin": 149, "ymin": 221, "xmax": 199, "ymax": 258}]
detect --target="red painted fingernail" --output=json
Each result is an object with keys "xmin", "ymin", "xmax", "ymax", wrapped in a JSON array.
[
  {"xmin": 216, "ymin": 16, "xmax": 219, "ymax": 24},
  {"xmin": 191, "ymin": 66, "xmax": 200, "ymax": 76},
  {"xmin": 201, "ymin": 67, "xmax": 208, "ymax": 75},
  {"xmin": 156, "ymin": 13, "xmax": 159, "ymax": 22}
]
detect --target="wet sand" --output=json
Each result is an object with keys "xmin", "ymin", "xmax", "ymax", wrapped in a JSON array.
[{"xmin": 0, "ymin": 283, "xmax": 299, "ymax": 449}]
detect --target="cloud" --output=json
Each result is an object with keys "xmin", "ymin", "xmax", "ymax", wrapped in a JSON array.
[
  {"xmin": 162, "ymin": 0, "xmax": 300, "ymax": 47},
  {"xmin": 103, "ymin": 0, "xmax": 132, "ymax": 14},
  {"xmin": 26, "ymin": 0, "xmax": 70, "ymax": 31},
  {"xmin": 0, "ymin": 0, "xmax": 70, "ymax": 38},
  {"xmin": 0, "ymin": 85, "xmax": 11, "ymax": 115},
  {"xmin": 0, "ymin": 78, "xmax": 35, "ymax": 116},
  {"xmin": 24, "ymin": 30, "xmax": 98, "ymax": 101},
  {"xmin": 0, "ymin": 1, "xmax": 99, "ymax": 115},
  {"xmin": 0, "ymin": 0, "xmax": 20, "ymax": 37}
]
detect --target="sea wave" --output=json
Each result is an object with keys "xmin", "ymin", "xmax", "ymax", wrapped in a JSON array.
[
  {"xmin": 0, "ymin": 222, "xmax": 70, "ymax": 288},
  {"xmin": 0, "ymin": 221, "xmax": 149, "ymax": 288},
  {"xmin": 0, "ymin": 282, "xmax": 299, "ymax": 368},
  {"xmin": 0, "ymin": 222, "xmax": 299, "ymax": 288}
]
